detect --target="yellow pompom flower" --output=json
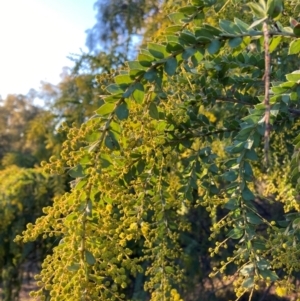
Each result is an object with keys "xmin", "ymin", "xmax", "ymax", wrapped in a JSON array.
[{"xmin": 276, "ymin": 286, "xmax": 287, "ymax": 297}]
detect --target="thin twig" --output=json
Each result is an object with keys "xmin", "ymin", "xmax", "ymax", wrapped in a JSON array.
[{"xmin": 215, "ymin": 97, "xmax": 254, "ymax": 106}]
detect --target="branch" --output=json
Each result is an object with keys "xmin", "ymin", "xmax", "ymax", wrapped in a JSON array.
[
  {"xmin": 263, "ymin": 21, "xmax": 271, "ymax": 167},
  {"xmin": 220, "ymin": 30, "xmax": 296, "ymax": 39},
  {"xmin": 166, "ymin": 128, "xmax": 239, "ymax": 145}
]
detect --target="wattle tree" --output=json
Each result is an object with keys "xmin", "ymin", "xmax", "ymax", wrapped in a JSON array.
[{"xmin": 16, "ymin": 0, "xmax": 300, "ymax": 300}]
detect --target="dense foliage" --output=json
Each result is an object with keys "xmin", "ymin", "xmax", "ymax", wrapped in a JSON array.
[{"xmin": 6, "ymin": 0, "xmax": 300, "ymax": 300}]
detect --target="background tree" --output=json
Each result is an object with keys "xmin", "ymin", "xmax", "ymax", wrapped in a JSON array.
[{"xmin": 0, "ymin": 166, "xmax": 64, "ymax": 301}]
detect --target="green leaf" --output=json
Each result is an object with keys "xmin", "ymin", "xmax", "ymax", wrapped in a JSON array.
[
  {"xmin": 115, "ymin": 102, "xmax": 129, "ymax": 120},
  {"xmin": 259, "ymin": 269, "xmax": 278, "ymax": 281},
  {"xmin": 242, "ymin": 277, "xmax": 254, "ymax": 288},
  {"xmin": 102, "ymin": 94, "xmax": 122, "ymax": 103},
  {"xmin": 214, "ymin": 0, "xmax": 226, "ymax": 12},
  {"xmin": 138, "ymin": 53, "xmax": 154, "ymax": 67},
  {"xmin": 165, "ymin": 57, "xmax": 177, "ymax": 76},
  {"xmin": 293, "ymin": 24, "xmax": 300, "ymax": 37},
  {"xmin": 195, "ymin": 27, "xmax": 214, "ymax": 39},
  {"xmin": 166, "ymin": 42, "xmax": 185, "ymax": 52},
  {"xmin": 245, "ymin": 149, "xmax": 259, "ymax": 161},
  {"xmin": 248, "ymin": 2, "xmax": 267, "ymax": 18},
  {"xmin": 228, "ymin": 141, "xmax": 246, "ymax": 154},
  {"xmin": 165, "ymin": 266, "xmax": 175, "ymax": 274},
  {"xmin": 100, "ymin": 155, "xmax": 111, "ymax": 168},
  {"xmin": 106, "ymin": 84, "xmax": 124, "ymax": 94},
  {"xmin": 242, "ymin": 186, "xmax": 255, "ymax": 201},
  {"xmin": 234, "ymin": 18, "xmax": 249, "ymax": 32},
  {"xmin": 65, "ymin": 212, "xmax": 77, "ymax": 222},
  {"xmin": 191, "ymin": 0, "xmax": 204, "ymax": 5},
  {"xmin": 228, "ymin": 37, "xmax": 243, "ymax": 48},
  {"xmin": 69, "ymin": 165, "xmax": 85, "ymax": 178},
  {"xmin": 236, "ymin": 125, "xmax": 254, "ymax": 140},
  {"xmin": 267, "ymin": 0, "xmax": 283, "ymax": 19},
  {"xmin": 191, "ymin": 50, "xmax": 204, "ymax": 65},
  {"xmin": 246, "ymin": 212, "xmax": 262, "ymax": 225},
  {"xmin": 85, "ymin": 250, "xmax": 96, "ymax": 265},
  {"xmin": 67, "ymin": 263, "xmax": 80, "ymax": 272},
  {"xmin": 114, "ymin": 74, "xmax": 132, "ymax": 87},
  {"xmin": 165, "ymin": 25, "xmax": 182, "ymax": 34},
  {"xmin": 227, "ymin": 227, "xmax": 243, "ymax": 239},
  {"xmin": 207, "ymin": 39, "xmax": 221, "ymax": 54},
  {"xmin": 123, "ymin": 85, "xmax": 136, "ymax": 98},
  {"xmin": 240, "ymin": 264, "xmax": 254, "ymax": 276},
  {"xmin": 289, "ymin": 39, "xmax": 300, "ymax": 55},
  {"xmin": 182, "ymin": 48, "xmax": 197, "ymax": 59},
  {"xmin": 286, "ymin": 71, "xmax": 300, "ymax": 82},
  {"xmin": 244, "ymin": 161, "xmax": 253, "ymax": 177},
  {"xmin": 223, "ymin": 170, "xmax": 238, "ymax": 182},
  {"xmin": 144, "ymin": 70, "xmax": 158, "ymax": 82},
  {"xmin": 96, "ymin": 103, "xmax": 115, "ymax": 116},
  {"xmin": 196, "ymin": 36, "xmax": 211, "ymax": 44},
  {"xmin": 180, "ymin": 31, "xmax": 197, "ymax": 44},
  {"xmin": 105, "ymin": 131, "xmax": 120, "ymax": 150},
  {"xmin": 149, "ymin": 102, "xmax": 159, "ymax": 120},
  {"xmin": 224, "ymin": 198, "xmax": 239, "ymax": 210},
  {"xmin": 248, "ymin": 17, "xmax": 268, "ymax": 30},
  {"xmin": 86, "ymin": 199, "xmax": 92, "ymax": 216},
  {"xmin": 168, "ymin": 12, "xmax": 185, "ymax": 24},
  {"xmin": 132, "ymin": 83, "xmax": 145, "ymax": 104},
  {"xmin": 178, "ymin": 5, "xmax": 197, "ymax": 14},
  {"xmin": 252, "ymin": 240, "xmax": 267, "ymax": 250},
  {"xmin": 127, "ymin": 60, "xmax": 147, "ymax": 70},
  {"xmin": 292, "ymin": 217, "xmax": 300, "ymax": 229},
  {"xmin": 203, "ymin": 24, "xmax": 222, "ymax": 36},
  {"xmin": 219, "ymin": 20, "xmax": 241, "ymax": 34},
  {"xmin": 269, "ymin": 36, "xmax": 282, "ymax": 53},
  {"xmin": 148, "ymin": 43, "xmax": 167, "ymax": 59},
  {"xmin": 257, "ymin": 258, "xmax": 270, "ymax": 270},
  {"xmin": 129, "ymin": 69, "xmax": 145, "ymax": 79}
]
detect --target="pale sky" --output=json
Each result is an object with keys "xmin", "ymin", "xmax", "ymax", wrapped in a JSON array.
[{"xmin": 0, "ymin": 0, "xmax": 96, "ymax": 99}]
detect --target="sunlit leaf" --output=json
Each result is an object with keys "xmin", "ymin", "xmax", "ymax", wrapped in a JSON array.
[
  {"xmin": 96, "ymin": 103, "xmax": 115, "ymax": 116},
  {"xmin": 289, "ymin": 39, "xmax": 300, "ymax": 55},
  {"xmin": 69, "ymin": 165, "xmax": 85, "ymax": 178},
  {"xmin": 148, "ymin": 43, "xmax": 167, "ymax": 59}
]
